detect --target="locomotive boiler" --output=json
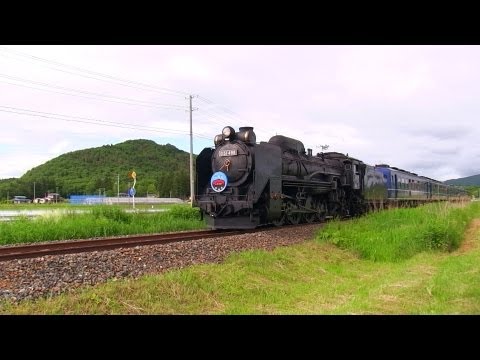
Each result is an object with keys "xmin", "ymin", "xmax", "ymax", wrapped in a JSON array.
[{"xmin": 195, "ymin": 126, "xmax": 367, "ymax": 229}]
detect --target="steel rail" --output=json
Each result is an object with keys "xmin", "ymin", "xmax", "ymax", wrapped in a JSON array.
[{"xmin": 0, "ymin": 229, "xmax": 247, "ymax": 262}]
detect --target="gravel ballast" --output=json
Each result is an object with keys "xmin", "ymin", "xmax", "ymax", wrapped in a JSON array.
[{"xmin": 0, "ymin": 224, "xmax": 322, "ymax": 303}]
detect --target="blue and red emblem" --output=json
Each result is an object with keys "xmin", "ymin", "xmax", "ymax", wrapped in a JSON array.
[{"xmin": 210, "ymin": 171, "xmax": 228, "ymax": 192}]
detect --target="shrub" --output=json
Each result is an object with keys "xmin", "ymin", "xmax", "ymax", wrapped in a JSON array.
[{"xmin": 167, "ymin": 205, "xmax": 201, "ymax": 221}]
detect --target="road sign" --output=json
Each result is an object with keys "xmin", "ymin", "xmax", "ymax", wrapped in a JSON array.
[{"xmin": 128, "ymin": 188, "xmax": 136, "ymax": 197}]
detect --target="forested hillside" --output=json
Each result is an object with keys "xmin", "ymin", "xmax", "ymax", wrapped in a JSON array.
[
  {"xmin": 443, "ymin": 174, "xmax": 480, "ymax": 198},
  {"xmin": 0, "ymin": 139, "xmax": 195, "ymax": 201},
  {"xmin": 445, "ymin": 174, "xmax": 480, "ymax": 186}
]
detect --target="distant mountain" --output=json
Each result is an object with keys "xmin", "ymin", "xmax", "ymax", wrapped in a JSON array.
[
  {"xmin": 0, "ymin": 139, "xmax": 194, "ymax": 201},
  {"xmin": 444, "ymin": 174, "xmax": 480, "ymax": 186}
]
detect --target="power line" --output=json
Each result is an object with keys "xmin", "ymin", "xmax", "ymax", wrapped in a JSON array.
[
  {"xmin": 0, "ymin": 47, "xmax": 254, "ymax": 142},
  {"xmin": 0, "ymin": 105, "xmax": 212, "ymax": 139},
  {"xmin": 0, "ymin": 73, "xmax": 188, "ymax": 108},
  {"xmin": 0, "ymin": 46, "xmax": 189, "ymax": 98},
  {"xmin": 196, "ymin": 107, "xmax": 271, "ymax": 137},
  {"xmin": 197, "ymin": 96, "xmax": 264, "ymax": 129},
  {"xmin": 196, "ymin": 97, "xmax": 271, "ymax": 135},
  {"xmin": 197, "ymin": 95, "xmax": 242, "ymax": 117},
  {"xmin": 196, "ymin": 107, "xmax": 241, "ymax": 125},
  {"xmin": 0, "ymin": 74, "xmax": 188, "ymax": 111},
  {"xmin": 197, "ymin": 102, "xmax": 243, "ymax": 123},
  {"xmin": 0, "ymin": 46, "xmax": 189, "ymax": 96},
  {"xmin": 193, "ymin": 112, "xmax": 229, "ymax": 128}
]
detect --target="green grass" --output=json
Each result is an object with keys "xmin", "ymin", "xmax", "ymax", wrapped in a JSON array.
[
  {"xmin": 0, "ymin": 203, "xmax": 71, "ymax": 209},
  {"xmin": 2, "ymin": 201, "xmax": 480, "ymax": 314},
  {"xmin": 3, "ymin": 238, "xmax": 480, "ymax": 314},
  {"xmin": 317, "ymin": 202, "xmax": 479, "ymax": 262},
  {"xmin": 0, "ymin": 205, "xmax": 205, "ymax": 245},
  {"xmin": 0, "ymin": 202, "xmax": 181, "ymax": 210}
]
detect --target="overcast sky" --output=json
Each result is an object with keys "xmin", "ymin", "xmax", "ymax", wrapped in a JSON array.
[{"xmin": 0, "ymin": 45, "xmax": 477, "ymax": 181}]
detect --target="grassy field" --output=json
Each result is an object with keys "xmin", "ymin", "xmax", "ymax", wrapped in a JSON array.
[
  {"xmin": 2, "ymin": 201, "xmax": 479, "ymax": 314},
  {"xmin": 318, "ymin": 201, "xmax": 476, "ymax": 261},
  {"xmin": 0, "ymin": 202, "xmax": 182, "ymax": 210},
  {"xmin": 0, "ymin": 205, "xmax": 205, "ymax": 245}
]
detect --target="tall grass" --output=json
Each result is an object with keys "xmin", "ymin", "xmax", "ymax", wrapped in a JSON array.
[
  {"xmin": 317, "ymin": 201, "xmax": 480, "ymax": 262},
  {"xmin": 0, "ymin": 205, "xmax": 204, "ymax": 245}
]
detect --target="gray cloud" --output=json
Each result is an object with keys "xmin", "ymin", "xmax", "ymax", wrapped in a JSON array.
[{"xmin": 403, "ymin": 125, "xmax": 470, "ymax": 141}]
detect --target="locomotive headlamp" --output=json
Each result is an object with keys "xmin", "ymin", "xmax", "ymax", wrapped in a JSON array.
[
  {"xmin": 222, "ymin": 126, "xmax": 235, "ymax": 139},
  {"xmin": 214, "ymin": 134, "xmax": 223, "ymax": 146}
]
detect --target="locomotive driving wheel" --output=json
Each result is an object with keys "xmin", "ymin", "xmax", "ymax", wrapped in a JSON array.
[
  {"xmin": 303, "ymin": 196, "xmax": 316, "ymax": 223},
  {"xmin": 272, "ymin": 213, "xmax": 285, "ymax": 227},
  {"xmin": 272, "ymin": 204, "xmax": 285, "ymax": 226},
  {"xmin": 263, "ymin": 200, "xmax": 286, "ymax": 227},
  {"xmin": 315, "ymin": 200, "xmax": 327, "ymax": 222},
  {"xmin": 286, "ymin": 202, "xmax": 301, "ymax": 225}
]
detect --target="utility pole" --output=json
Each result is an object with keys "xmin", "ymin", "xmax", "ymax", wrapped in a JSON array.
[
  {"xmin": 33, "ymin": 181, "xmax": 36, "ymax": 201},
  {"xmin": 117, "ymin": 174, "xmax": 120, "ymax": 199},
  {"xmin": 188, "ymin": 94, "xmax": 197, "ymax": 207}
]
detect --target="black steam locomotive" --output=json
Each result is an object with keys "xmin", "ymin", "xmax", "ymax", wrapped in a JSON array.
[{"xmin": 195, "ymin": 126, "xmax": 468, "ymax": 229}]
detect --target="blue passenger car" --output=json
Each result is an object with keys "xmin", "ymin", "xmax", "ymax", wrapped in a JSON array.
[{"xmin": 375, "ymin": 165, "xmax": 429, "ymax": 200}]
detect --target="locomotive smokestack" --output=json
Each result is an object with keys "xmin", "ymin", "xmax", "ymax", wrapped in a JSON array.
[
  {"xmin": 238, "ymin": 127, "xmax": 256, "ymax": 144},
  {"xmin": 308, "ymin": 148, "xmax": 312, "ymax": 157}
]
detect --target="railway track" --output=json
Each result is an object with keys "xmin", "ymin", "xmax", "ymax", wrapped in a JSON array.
[
  {"xmin": 0, "ymin": 220, "xmax": 333, "ymax": 262},
  {"xmin": 0, "ymin": 229, "xmax": 252, "ymax": 262}
]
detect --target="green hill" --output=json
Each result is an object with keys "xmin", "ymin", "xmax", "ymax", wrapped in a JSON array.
[
  {"xmin": 0, "ymin": 139, "xmax": 195, "ymax": 201},
  {"xmin": 445, "ymin": 174, "xmax": 480, "ymax": 186}
]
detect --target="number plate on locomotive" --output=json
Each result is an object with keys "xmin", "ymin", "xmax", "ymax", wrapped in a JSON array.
[{"xmin": 219, "ymin": 150, "xmax": 237, "ymax": 157}]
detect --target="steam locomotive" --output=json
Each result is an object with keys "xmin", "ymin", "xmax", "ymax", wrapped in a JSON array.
[{"xmin": 194, "ymin": 126, "xmax": 469, "ymax": 229}]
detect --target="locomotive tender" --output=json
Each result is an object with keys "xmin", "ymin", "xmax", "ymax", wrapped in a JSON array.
[{"xmin": 195, "ymin": 126, "xmax": 468, "ymax": 229}]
